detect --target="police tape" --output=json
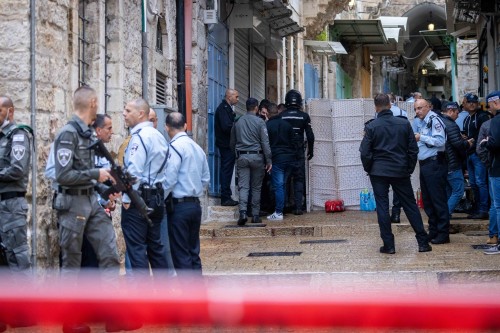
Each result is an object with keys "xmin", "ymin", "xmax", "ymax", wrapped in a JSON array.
[{"xmin": 0, "ymin": 271, "xmax": 500, "ymax": 330}]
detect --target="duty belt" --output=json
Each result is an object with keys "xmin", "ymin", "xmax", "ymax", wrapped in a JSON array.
[
  {"xmin": 0, "ymin": 192, "xmax": 26, "ymax": 201},
  {"xmin": 58, "ymin": 187, "xmax": 94, "ymax": 196},
  {"xmin": 173, "ymin": 197, "xmax": 200, "ymax": 204},
  {"xmin": 419, "ymin": 153, "xmax": 445, "ymax": 166},
  {"xmin": 237, "ymin": 150, "xmax": 263, "ymax": 156}
]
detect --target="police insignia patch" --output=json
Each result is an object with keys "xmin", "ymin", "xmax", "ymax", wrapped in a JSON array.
[
  {"xmin": 57, "ymin": 148, "xmax": 72, "ymax": 167},
  {"xmin": 13, "ymin": 134, "xmax": 24, "ymax": 142},
  {"xmin": 12, "ymin": 145, "xmax": 25, "ymax": 161},
  {"xmin": 129, "ymin": 143, "xmax": 139, "ymax": 156},
  {"xmin": 434, "ymin": 122, "xmax": 442, "ymax": 132}
]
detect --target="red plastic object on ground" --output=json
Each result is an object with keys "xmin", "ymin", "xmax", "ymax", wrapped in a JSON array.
[
  {"xmin": 416, "ymin": 188, "xmax": 424, "ymax": 208},
  {"xmin": 325, "ymin": 200, "xmax": 345, "ymax": 212}
]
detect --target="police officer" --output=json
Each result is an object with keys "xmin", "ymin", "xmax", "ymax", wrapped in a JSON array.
[
  {"xmin": 360, "ymin": 93, "xmax": 431, "ymax": 254},
  {"xmin": 388, "ymin": 93, "xmax": 408, "ymax": 223},
  {"xmin": 412, "ymin": 98, "xmax": 450, "ymax": 244},
  {"xmin": 0, "ymin": 96, "xmax": 32, "ymax": 274},
  {"xmin": 230, "ymin": 98, "xmax": 272, "ymax": 225},
  {"xmin": 122, "ymin": 98, "xmax": 170, "ymax": 274},
  {"xmin": 280, "ymin": 89, "xmax": 315, "ymax": 215},
  {"xmin": 215, "ymin": 89, "xmax": 239, "ymax": 206},
  {"xmin": 54, "ymin": 86, "xmax": 120, "ymax": 280},
  {"xmin": 163, "ymin": 112, "xmax": 210, "ymax": 272}
]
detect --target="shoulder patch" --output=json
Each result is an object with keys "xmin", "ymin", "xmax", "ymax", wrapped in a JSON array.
[
  {"xmin": 12, "ymin": 145, "xmax": 26, "ymax": 161},
  {"xmin": 57, "ymin": 148, "xmax": 72, "ymax": 167},
  {"xmin": 434, "ymin": 121, "xmax": 443, "ymax": 132},
  {"xmin": 13, "ymin": 134, "xmax": 25, "ymax": 142},
  {"xmin": 129, "ymin": 143, "xmax": 139, "ymax": 156}
]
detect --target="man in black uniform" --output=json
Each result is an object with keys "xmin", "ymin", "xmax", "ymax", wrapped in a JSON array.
[
  {"xmin": 214, "ymin": 89, "xmax": 239, "ymax": 206},
  {"xmin": 280, "ymin": 89, "xmax": 315, "ymax": 215},
  {"xmin": 360, "ymin": 93, "xmax": 431, "ymax": 254}
]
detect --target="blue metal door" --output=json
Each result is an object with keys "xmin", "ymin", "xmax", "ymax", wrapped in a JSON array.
[
  {"xmin": 208, "ymin": 35, "xmax": 228, "ymax": 196},
  {"xmin": 304, "ymin": 63, "xmax": 320, "ymax": 100}
]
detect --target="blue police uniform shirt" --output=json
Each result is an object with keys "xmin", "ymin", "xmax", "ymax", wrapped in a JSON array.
[
  {"xmin": 163, "ymin": 132, "xmax": 210, "ymax": 199},
  {"xmin": 123, "ymin": 121, "xmax": 168, "ymax": 203},
  {"xmin": 412, "ymin": 110, "xmax": 446, "ymax": 160},
  {"xmin": 390, "ymin": 104, "xmax": 407, "ymax": 118},
  {"xmin": 456, "ymin": 110, "xmax": 468, "ymax": 131}
]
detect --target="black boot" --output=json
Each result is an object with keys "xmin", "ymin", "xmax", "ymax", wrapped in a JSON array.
[
  {"xmin": 390, "ymin": 211, "xmax": 400, "ymax": 223},
  {"xmin": 237, "ymin": 211, "xmax": 247, "ymax": 226}
]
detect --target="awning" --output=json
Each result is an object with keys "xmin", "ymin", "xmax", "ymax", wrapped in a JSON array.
[
  {"xmin": 331, "ymin": 18, "xmax": 408, "ymax": 56},
  {"xmin": 420, "ymin": 29, "xmax": 451, "ymax": 59},
  {"xmin": 303, "ymin": 40, "xmax": 347, "ymax": 55},
  {"xmin": 331, "ymin": 20, "xmax": 388, "ymax": 44},
  {"xmin": 253, "ymin": 0, "xmax": 304, "ymax": 38}
]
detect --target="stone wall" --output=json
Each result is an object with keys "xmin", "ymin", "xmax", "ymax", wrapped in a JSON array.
[
  {"xmin": 1, "ymin": 0, "xmax": 208, "ymax": 271},
  {"xmin": 456, "ymin": 39, "xmax": 479, "ymax": 97}
]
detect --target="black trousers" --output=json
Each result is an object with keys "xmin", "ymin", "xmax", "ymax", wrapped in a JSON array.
[
  {"xmin": 419, "ymin": 159, "xmax": 450, "ymax": 239},
  {"xmin": 392, "ymin": 191, "xmax": 401, "ymax": 214},
  {"xmin": 370, "ymin": 175, "xmax": 428, "ymax": 248},
  {"xmin": 218, "ymin": 146, "xmax": 236, "ymax": 202},
  {"xmin": 285, "ymin": 158, "xmax": 305, "ymax": 210}
]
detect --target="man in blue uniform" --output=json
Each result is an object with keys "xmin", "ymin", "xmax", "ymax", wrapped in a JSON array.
[
  {"xmin": 122, "ymin": 98, "xmax": 170, "ymax": 274},
  {"xmin": 163, "ymin": 112, "xmax": 210, "ymax": 272},
  {"xmin": 280, "ymin": 90, "xmax": 315, "ymax": 215},
  {"xmin": 412, "ymin": 98, "xmax": 450, "ymax": 244},
  {"xmin": 214, "ymin": 89, "xmax": 239, "ymax": 206},
  {"xmin": 360, "ymin": 93, "xmax": 431, "ymax": 254}
]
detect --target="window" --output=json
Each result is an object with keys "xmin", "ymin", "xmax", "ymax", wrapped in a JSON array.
[
  {"xmin": 156, "ymin": 20, "xmax": 163, "ymax": 54},
  {"xmin": 78, "ymin": 0, "xmax": 89, "ymax": 86},
  {"xmin": 156, "ymin": 71, "xmax": 167, "ymax": 105}
]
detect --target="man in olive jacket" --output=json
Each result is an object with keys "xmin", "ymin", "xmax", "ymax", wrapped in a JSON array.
[{"xmin": 360, "ymin": 93, "xmax": 431, "ymax": 254}]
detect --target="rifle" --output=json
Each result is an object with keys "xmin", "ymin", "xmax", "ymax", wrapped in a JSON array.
[{"xmin": 89, "ymin": 140, "xmax": 154, "ymax": 226}]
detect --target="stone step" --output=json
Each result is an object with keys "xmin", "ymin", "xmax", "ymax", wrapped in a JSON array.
[{"xmin": 205, "ymin": 204, "xmax": 238, "ymax": 223}]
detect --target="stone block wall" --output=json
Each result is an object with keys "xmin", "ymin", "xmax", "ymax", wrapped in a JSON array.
[{"xmin": 1, "ymin": 0, "xmax": 209, "ymax": 272}]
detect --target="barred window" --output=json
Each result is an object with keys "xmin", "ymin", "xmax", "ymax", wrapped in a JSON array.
[{"xmin": 156, "ymin": 20, "xmax": 163, "ymax": 54}]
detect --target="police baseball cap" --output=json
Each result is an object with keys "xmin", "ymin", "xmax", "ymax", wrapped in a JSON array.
[
  {"xmin": 486, "ymin": 91, "xmax": 500, "ymax": 103},
  {"xmin": 464, "ymin": 93, "xmax": 479, "ymax": 103},
  {"xmin": 442, "ymin": 101, "xmax": 459, "ymax": 111}
]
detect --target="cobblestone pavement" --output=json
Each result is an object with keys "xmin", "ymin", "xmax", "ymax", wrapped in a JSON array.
[{"xmin": 7, "ymin": 210, "xmax": 500, "ymax": 333}]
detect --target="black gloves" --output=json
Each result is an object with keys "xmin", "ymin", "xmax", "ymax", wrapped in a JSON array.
[{"xmin": 307, "ymin": 152, "xmax": 314, "ymax": 160}]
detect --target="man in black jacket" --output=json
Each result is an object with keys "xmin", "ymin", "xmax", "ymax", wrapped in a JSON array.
[
  {"xmin": 215, "ymin": 89, "xmax": 239, "ymax": 206},
  {"xmin": 441, "ymin": 102, "xmax": 473, "ymax": 218},
  {"xmin": 462, "ymin": 93, "xmax": 490, "ymax": 219},
  {"xmin": 480, "ymin": 91, "xmax": 500, "ymax": 253},
  {"xmin": 280, "ymin": 90, "xmax": 315, "ymax": 215},
  {"xmin": 360, "ymin": 93, "xmax": 431, "ymax": 254},
  {"xmin": 266, "ymin": 104, "xmax": 295, "ymax": 221}
]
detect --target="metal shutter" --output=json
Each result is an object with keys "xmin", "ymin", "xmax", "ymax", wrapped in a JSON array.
[
  {"xmin": 234, "ymin": 29, "xmax": 250, "ymax": 115},
  {"xmin": 251, "ymin": 48, "xmax": 266, "ymax": 101}
]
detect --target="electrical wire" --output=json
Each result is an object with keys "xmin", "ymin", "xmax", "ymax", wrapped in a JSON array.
[{"xmin": 222, "ymin": 2, "xmax": 235, "ymax": 24}]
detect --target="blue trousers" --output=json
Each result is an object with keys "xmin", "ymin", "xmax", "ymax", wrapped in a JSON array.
[
  {"xmin": 467, "ymin": 153, "xmax": 489, "ymax": 214},
  {"xmin": 447, "ymin": 169, "xmax": 465, "ymax": 216},
  {"xmin": 121, "ymin": 205, "xmax": 168, "ymax": 275},
  {"xmin": 168, "ymin": 201, "xmax": 202, "ymax": 273}
]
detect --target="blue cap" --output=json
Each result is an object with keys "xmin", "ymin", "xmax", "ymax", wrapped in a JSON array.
[
  {"xmin": 442, "ymin": 101, "xmax": 459, "ymax": 111},
  {"xmin": 464, "ymin": 93, "xmax": 479, "ymax": 103},
  {"xmin": 486, "ymin": 91, "xmax": 500, "ymax": 103}
]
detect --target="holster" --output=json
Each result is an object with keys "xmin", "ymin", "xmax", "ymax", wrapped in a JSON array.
[{"xmin": 165, "ymin": 192, "xmax": 174, "ymax": 215}]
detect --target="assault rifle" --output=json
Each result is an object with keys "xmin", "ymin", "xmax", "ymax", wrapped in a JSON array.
[{"xmin": 89, "ymin": 140, "xmax": 154, "ymax": 226}]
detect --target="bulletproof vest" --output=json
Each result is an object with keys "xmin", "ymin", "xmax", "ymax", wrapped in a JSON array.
[
  {"xmin": 280, "ymin": 107, "xmax": 307, "ymax": 149},
  {"xmin": 0, "ymin": 123, "xmax": 32, "ymax": 191}
]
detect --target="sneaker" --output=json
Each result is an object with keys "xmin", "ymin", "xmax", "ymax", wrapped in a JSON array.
[
  {"xmin": 484, "ymin": 245, "xmax": 500, "ymax": 255},
  {"xmin": 486, "ymin": 235, "xmax": 499, "ymax": 245},
  {"xmin": 267, "ymin": 212, "xmax": 283, "ymax": 221}
]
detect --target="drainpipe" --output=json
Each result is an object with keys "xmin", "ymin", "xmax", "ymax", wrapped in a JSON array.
[
  {"xmin": 184, "ymin": 0, "xmax": 192, "ymax": 132},
  {"xmin": 176, "ymin": 0, "xmax": 186, "ymax": 121},
  {"xmin": 30, "ymin": 0, "xmax": 37, "ymax": 269},
  {"xmin": 141, "ymin": 0, "xmax": 148, "ymax": 99}
]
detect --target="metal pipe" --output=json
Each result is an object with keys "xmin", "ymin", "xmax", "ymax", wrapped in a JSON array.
[
  {"xmin": 142, "ymin": 0, "xmax": 148, "ymax": 99},
  {"xmin": 30, "ymin": 0, "xmax": 37, "ymax": 270},
  {"xmin": 184, "ymin": 0, "xmax": 192, "ymax": 132},
  {"xmin": 176, "ymin": 0, "xmax": 186, "ymax": 119}
]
